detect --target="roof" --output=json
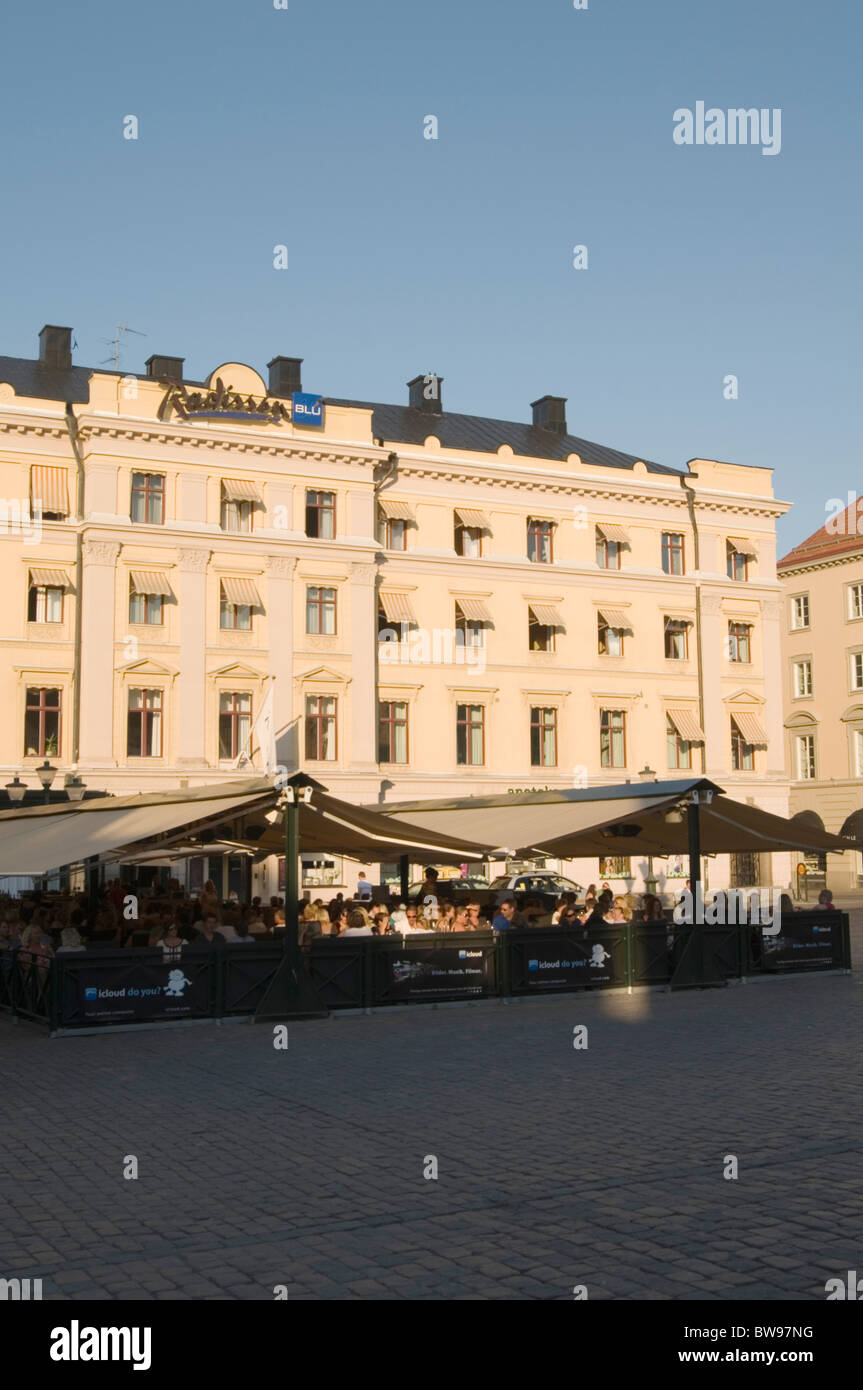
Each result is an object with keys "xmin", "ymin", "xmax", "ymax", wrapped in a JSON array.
[
  {"xmin": 778, "ymin": 498, "xmax": 863, "ymax": 571},
  {"xmin": 0, "ymin": 351, "xmax": 682, "ymax": 476},
  {"xmin": 325, "ymin": 397, "xmax": 683, "ymax": 476}
]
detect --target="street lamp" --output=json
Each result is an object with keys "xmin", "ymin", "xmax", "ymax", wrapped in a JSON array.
[
  {"xmin": 35, "ymin": 760, "xmax": 57, "ymax": 803},
  {"xmin": 637, "ymin": 765, "xmax": 658, "ymax": 894},
  {"xmin": 5, "ymin": 776, "xmax": 26, "ymax": 803},
  {"xmin": 65, "ymin": 776, "xmax": 87, "ymax": 803}
]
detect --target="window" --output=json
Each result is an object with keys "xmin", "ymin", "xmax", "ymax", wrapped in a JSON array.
[
  {"xmin": 599, "ymin": 856, "xmax": 630, "ymax": 877},
  {"xmin": 305, "ymin": 490, "xmax": 335, "ymax": 539},
  {"xmin": 598, "ymin": 618, "xmax": 624, "ymax": 656},
  {"xmin": 379, "ymin": 701, "xmax": 408, "ymax": 764},
  {"xmin": 666, "ymin": 716, "xmax": 692, "ymax": 770},
  {"xmin": 127, "ymin": 688, "xmax": 162, "ymax": 757},
  {"xmin": 221, "ymin": 496, "xmax": 253, "ymax": 534},
  {"xmin": 24, "ymin": 687, "xmax": 61, "ymax": 757},
  {"xmin": 661, "ymin": 532, "xmax": 684, "ymax": 575},
  {"xmin": 455, "ymin": 523, "xmax": 482, "ymax": 557},
  {"xmin": 219, "ymin": 692, "xmax": 252, "ymax": 760},
  {"xmin": 790, "ymin": 594, "xmax": 810, "ymax": 630},
  {"xmin": 852, "ymin": 653, "xmax": 863, "ymax": 691},
  {"xmin": 455, "ymin": 603, "xmax": 484, "ymax": 650},
  {"xmin": 130, "ymin": 473, "xmax": 165, "ymax": 525},
  {"xmin": 727, "ymin": 543, "xmax": 748, "ymax": 581},
  {"xmin": 600, "ymin": 709, "xmax": 626, "ymax": 768},
  {"xmin": 796, "ymin": 734, "xmax": 816, "ymax": 781},
  {"xmin": 728, "ymin": 622, "xmax": 751, "ymax": 663},
  {"xmin": 305, "ymin": 695, "xmax": 337, "ymax": 760},
  {"xmin": 28, "ymin": 584, "xmax": 63, "ymax": 623},
  {"xmin": 731, "ymin": 719, "xmax": 754, "ymax": 771},
  {"xmin": 30, "ymin": 466, "xmax": 69, "ymax": 521},
  {"xmin": 456, "ymin": 704, "xmax": 485, "ymax": 765},
  {"xmin": 664, "ymin": 618, "xmax": 689, "ymax": 660},
  {"xmin": 529, "ymin": 613, "xmax": 555, "ymax": 652},
  {"xmin": 530, "ymin": 707, "xmax": 557, "ymax": 767},
  {"xmin": 596, "ymin": 533, "xmax": 622, "ymax": 569},
  {"xmin": 129, "ymin": 586, "xmax": 163, "ymax": 625},
  {"xmin": 849, "ymin": 584, "xmax": 863, "ymax": 620},
  {"xmin": 220, "ymin": 588, "xmax": 252, "ymax": 631},
  {"xmin": 793, "ymin": 660, "xmax": 813, "ymax": 698},
  {"xmin": 306, "ymin": 586, "xmax": 337, "ymax": 635},
  {"xmin": 383, "ymin": 517, "xmax": 407, "ymax": 550},
  {"xmin": 527, "ymin": 518, "xmax": 554, "ymax": 563}
]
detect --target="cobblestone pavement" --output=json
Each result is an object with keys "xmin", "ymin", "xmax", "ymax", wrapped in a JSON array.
[{"xmin": 2, "ymin": 914, "xmax": 861, "ymax": 1301}]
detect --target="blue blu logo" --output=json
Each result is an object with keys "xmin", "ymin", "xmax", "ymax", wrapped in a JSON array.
[
  {"xmin": 85, "ymin": 987, "xmax": 98, "ymax": 1000},
  {"xmin": 292, "ymin": 392, "xmax": 323, "ymax": 427}
]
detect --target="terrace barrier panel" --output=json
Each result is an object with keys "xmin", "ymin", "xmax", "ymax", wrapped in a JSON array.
[{"xmin": 1, "ymin": 912, "xmax": 850, "ymax": 1031}]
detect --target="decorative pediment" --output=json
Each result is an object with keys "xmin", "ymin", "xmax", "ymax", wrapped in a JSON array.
[
  {"xmin": 294, "ymin": 665, "xmax": 351, "ymax": 686},
  {"xmin": 725, "ymin": 689, "xmax": 764, "ymax": 706},
  {"xmin": 785, "ymin": 710, "xmax": 819, "ymax": 729},
  {"xmin": 116, "ymin": 657, "xmax": 179, "ymax": 678},
  {"xmin": 208, "ymin": 661, "xmax": 266, "ymax": 681},
  {"xmin": 840, "ymin": 704, "xmax": 863, "ymax": 724}
]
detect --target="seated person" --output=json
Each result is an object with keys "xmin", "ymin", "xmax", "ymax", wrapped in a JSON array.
[
  {"xmin": 341, "ymin": 909, "xmax": 373, "ymax": 937},
  {"xmin": 192, "ymin": 914, "xmax": 226, "ymax": 946},
  {"xmin": 491, "ymin": 897, "xmax": 517, "ymax": 932}
]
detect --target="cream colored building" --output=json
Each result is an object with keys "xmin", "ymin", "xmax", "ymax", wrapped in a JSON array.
[
  {"xmin": 0, "ymin": 325, "xmax": 791, "ymax": 895},
  {"xmin": 778, "ymin": 500, "xmax": 863, "ymax": 893}
]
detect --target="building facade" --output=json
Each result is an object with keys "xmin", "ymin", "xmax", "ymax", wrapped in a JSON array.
[
  {"xmin": 778, "ymin": 499, "xmax": 863, "ymax": 893},
  {"xmin": 0, "ymin": 325, "xmax": 791, "ymax": 894}
]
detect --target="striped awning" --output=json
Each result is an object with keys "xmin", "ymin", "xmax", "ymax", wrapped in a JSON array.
[
  {"xmin": 454, "ymin": 507, "xmax": 490, "ymax": 529},
  {"xmin": 221, "ymin": 577, "xmax": 262, "ymax": 607},
  {"xmin": 727, "ymin": 536, "xmax": 758, "ymax": 555},
  {"xmin": 732, "ymin": 712, "xmax": 769, "ymax": 746},
  {"xmin": 597, "ymin": 607, "xmax": 632, "ymax": 630},
  {"xmin": 455, "ymin": 597, "xmax": 492, "ymax": 623},
  {"xmin": 378, "ymin": 498, "xmax": 415, "ymax": 522},
  {"xmin": 222, "ymin": 479, "xmax": 262, "ymax": 503},
  {"xmin": 529, "ymin": 603, "xmax": 565, "ymax": 628},
  {"xmin": 380, "ymin": 592, "xmax": 416, "ymax": 623},
  {"xmin": 667, "ymin": 708, "xmax": 706, "ymax": 743},
  {"xmin": 596, "ymin": 522, "xmax": 630, "ymax": 545},
  {"xmin": 29, "ymin": 567, "xmax": 70, "ymax": 589},
  {"xmin": 30, "ymin": 466, "xmax": 69, "ymax": 516},
  {"xmin": 665, "ymin": 614, "xmax": 694, "ymax": 627},
  {"xmin": 130, "ymin": 570, "xmax": 173, "ymax": 597}
]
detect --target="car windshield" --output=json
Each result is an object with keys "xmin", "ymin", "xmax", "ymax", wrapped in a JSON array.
[{"xmin": 488, "ymin": 877, "xmax": 510, "ymax": 891}]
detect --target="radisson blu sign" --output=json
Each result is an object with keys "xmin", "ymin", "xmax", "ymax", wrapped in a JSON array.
[
  {"xmin": 291, "ymin": 392, "xmax": 324, "ymax": 427},
  {"xmin": 158, "ymin": 378, "xmax": 324, "ymax": 428}
]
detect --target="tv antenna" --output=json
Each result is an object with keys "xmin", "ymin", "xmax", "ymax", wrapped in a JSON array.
[{"xmin": 100, "ymin": 322, "xmax": 147, "ymax": 371}]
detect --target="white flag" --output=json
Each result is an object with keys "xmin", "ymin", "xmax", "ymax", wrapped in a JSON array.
[{"xmin": 234, "ymin": 683, "xmax": 276, "ymax": 773}]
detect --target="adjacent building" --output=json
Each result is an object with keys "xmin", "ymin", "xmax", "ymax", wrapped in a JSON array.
[
  {"xmin": 0, "ymin": 324, "xmax": 791, "ymax": 895},
  {"xmin": 778, "ymin": 498, "xmax": 863, "ymax": 893}
]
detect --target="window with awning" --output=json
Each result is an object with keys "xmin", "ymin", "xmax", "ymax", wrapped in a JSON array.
[
  {"xmin": 731, "ymin": 711, "xmax": 768, "ymax": 747},
  {"xmin": 597, "ymin": 607, "xmax": 632, "ymax": 631},
  {"xmin": 29, "ymin": 567, "xmax": 71, "ymax": 589},
  {"xmin": 379, "ymin": 592, "xmax": 416, "ymax": 624},
  {"xmin": 528, "ymin": 602, "xmax": 565, "ymax": 629},
  {"xmin": 596, "ymin": 522, "xmax": 631, "ymax": 545},
  {"xmin": 129, "ymin": 571, "xmax": 173, "ymax": 596},
  {"xmin": 454, "ymin": 507, "xmax": 490, "ymax": 530},
  {"xmin": 220, "ymin": 577, "xmax": 262, "ymax": 607},
  {"xmin": 454, "ymin": 597, "xmax": 492, "ymax": 623},
  {"xmin": 378, "ymin": 498, "xmax": 415, "ymax": 522},
  {"xmin": 727, "ymin": 536, "xmax": 758, "ymax": 555},
  {"xmin": 222, "ymin": 479, "xmax": 263, "ymax": 502},
  {"xmin": 666, "ymin": 708, "xmax": 705, "ymax": 743},
  {"xmin": 30, "ymin": 466, "xmax": 69, "ymax": 518}
]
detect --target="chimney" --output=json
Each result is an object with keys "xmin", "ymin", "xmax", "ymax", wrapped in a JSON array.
[
  {"xmin": 145, "ymin": 354, "xmax": 185, "ymax": 381},
  {"xmin": 39, "ymin": 325, "xmax": 72, "ymax": 371},
  {"xmin": 408, "ymin": 373, "xmax": 443, "ymax": 414},
  {"xmin": 268, "ymin": 356, "xmax": 303, "ymax": 397},
  {"xmin": 531, "ymin": 395, "xmax": 568, "ymax": 435}
]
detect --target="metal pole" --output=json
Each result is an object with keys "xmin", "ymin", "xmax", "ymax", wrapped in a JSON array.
[
  {"xmin": 687, "ymin": 801, "xmax": 701, "ymax": 901},
  {"xmin": 399, "ymin": 853, "xmax": 410, "ymax": 901},
  {"xmin": 284, "ymin": 791, "xmax": 300, "ymax": 962}
]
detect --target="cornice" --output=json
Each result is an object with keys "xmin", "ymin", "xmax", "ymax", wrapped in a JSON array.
[{"xmin": 778, "ymin": 550, "xmax": 863, "ymax": 578}]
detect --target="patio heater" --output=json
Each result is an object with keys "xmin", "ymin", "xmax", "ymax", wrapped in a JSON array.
[{"xmin": 669, "ymin": 786, "xmax": 723, "ymax": 990}]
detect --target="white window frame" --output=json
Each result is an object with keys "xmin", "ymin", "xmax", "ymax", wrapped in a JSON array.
[
  {"xmin": 790, "ymin": 594, "xmax": 810, "ymax": 630},
  {"xmin": 792, "ymin": 659, "xmax": 813, "ymax": 698},
  {"xmin": 796, "ymin": 733, "xmax": 816, "ymax": 781},
  {"xmin": 849, "ymin": 583, "xmax": 863, "ymax": 621}
]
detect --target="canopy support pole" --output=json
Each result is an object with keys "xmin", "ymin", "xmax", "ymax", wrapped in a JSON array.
[
  {"xmin": 255, "ymin": 781, "xmax": 327, "ymax": 1022},
  {"xmin": 670, "ymin": 797, "xmax": 723, "ymax": 990},
  {"xmin": 399, "ymin": 853, "xmax": 410, "ymax": 900}
]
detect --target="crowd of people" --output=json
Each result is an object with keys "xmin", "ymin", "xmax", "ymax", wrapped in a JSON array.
[{"xmin": 0, "ymin": 869, "xmax": 839, "ymax": 976}]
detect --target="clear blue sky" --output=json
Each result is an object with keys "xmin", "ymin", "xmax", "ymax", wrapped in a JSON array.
[{"xmin": 1, "ymin": 0, "xmax": 859, "ymax": 553}]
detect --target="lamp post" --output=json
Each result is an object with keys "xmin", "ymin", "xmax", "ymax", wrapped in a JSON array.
[
  {"xmin": 638, "ymin": 765, "xmax": 658, "ymax": 895},
  {"xmin": 36, "ymin": 760, "xmax": 57, "ymax": 804},
  {"xmin": 5, "ymin": 776, "xmax": 26, "ymax": 804}
]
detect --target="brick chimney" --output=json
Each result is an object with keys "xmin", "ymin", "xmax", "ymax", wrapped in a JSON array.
[
  {"xmin": 268, "ymin": 356, "xmax": 303, "ymax": 397},
  {"xmin": 145, "ymin": 354, "xmax": 185, "ymax": 381},
  {"xmin": 408, "ymin": 373, "xmax": 443, "ymax": 413},
  {"xmin": 531, "ymin": 395, "xmax": 568, "ymax": 435},
  {"xmin": 39, "ymin": 325, "xmax": 72, "ymax": 371}
]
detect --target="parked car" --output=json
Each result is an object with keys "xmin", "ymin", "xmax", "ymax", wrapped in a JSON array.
[
  {"xmin": 487, "ymin": 872, "xmax": 583, "ymax": 912},
  {"xmin": 407, "ymin": 876, "xmax": 490, "ymax": 899}
]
